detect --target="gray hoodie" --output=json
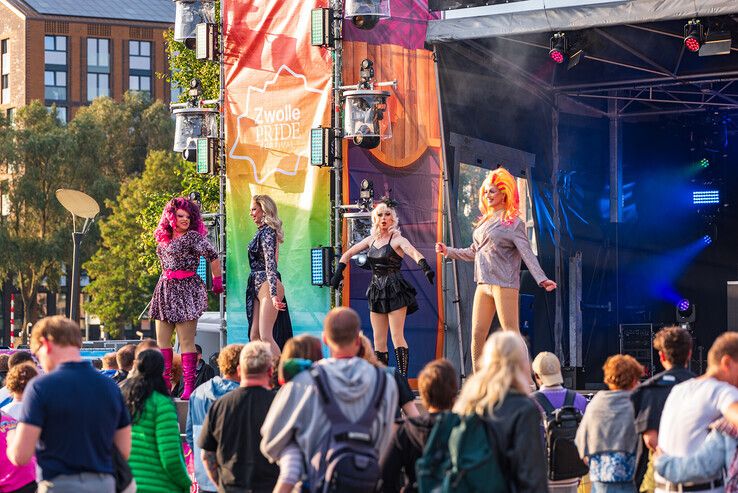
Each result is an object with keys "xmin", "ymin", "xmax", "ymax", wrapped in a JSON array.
[{"xmin": 260, "ymin": 357, "xmax": 398, "ymax": 479}]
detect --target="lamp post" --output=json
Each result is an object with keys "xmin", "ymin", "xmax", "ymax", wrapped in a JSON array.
[{"xmin": 55, "ymin": 189, "xmax": 100, "ymax": 332}]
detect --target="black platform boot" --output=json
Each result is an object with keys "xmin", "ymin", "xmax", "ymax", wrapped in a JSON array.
[
  {"xmin": 374, "ymin": 351, "xmax": 389, "ymax": 366},
  {"xmin": 394, "ymin": 346, "xmax": 409, "ymax": 376}
]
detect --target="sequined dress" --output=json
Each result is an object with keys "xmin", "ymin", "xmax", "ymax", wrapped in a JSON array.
[
  {"xmin": 366, "ymin": 234, "xmax": 419, "ymax": 315},
  {"xmin": 246, "ymin": 225, "xmax": 292, "ymax": 348},
  {"xmin": 150, "ymin": 230, "xmax": 218, "ymax": 323}
]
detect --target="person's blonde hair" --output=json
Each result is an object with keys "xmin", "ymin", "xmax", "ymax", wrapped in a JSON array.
[
  {"xmin": 370, "ymin": 202, "xmax": 401, "ymax": 238},
  {"xmin": 477, "ymin": 167, "xmax": 520, "ymax": 226},
  {"xmin": 240, "ymin": 341, "xmax": 273, "ymax": 375},
  {"xmin": 252, "ymin": 195, "xmax": 284, "ymax": 243},
  {"xmin": 453, "ymin": 332, "xmax": 530, "ymax": 416}
]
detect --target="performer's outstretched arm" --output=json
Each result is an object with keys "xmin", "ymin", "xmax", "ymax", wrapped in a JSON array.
[
  {"xmin": 331, "ymin": 237, "xmax": 371, "ymax": 288},
  {"xmin": 397, "ymin": 235, "xmax": 434, "ymax": 284},
  {"xmin": 435, "ymin": 241, "xmax": 476, "ymax": 262},
  {"xmin": 510, "ymin": 222, "xmax": 557, "ymax": 291}
]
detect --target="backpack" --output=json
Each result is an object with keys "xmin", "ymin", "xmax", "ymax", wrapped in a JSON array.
[
  {"xmin": 309, "ymin": 364, "xmax": 388, "ymax": 493},
  {"xmin": 532, "ymin": 390, "xmax": 589, "ymax": 481},
  {"xmin": 416, "ymin": 411, "xmax": 507, "ymax": 493}
]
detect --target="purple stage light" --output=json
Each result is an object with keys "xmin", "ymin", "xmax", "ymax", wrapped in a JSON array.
[{"xmin": 677, "ymin": 299, "xmax": 690, "ymax": 312}]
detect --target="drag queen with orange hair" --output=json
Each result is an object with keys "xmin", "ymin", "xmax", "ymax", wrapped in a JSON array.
[{"xmin": 436, "ymin": 167, "xmax": 557, "ymax": 371}]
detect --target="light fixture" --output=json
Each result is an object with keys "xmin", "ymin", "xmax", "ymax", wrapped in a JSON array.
[
  {"xmin": 195, "ymin": 22, "xmax": 217, "ymax": 61},
  {"xmin": 549, "ymin": 32, "xmax": 566, "ymax": 64},
  {"xmin": 311, "ymin": 8, "xmax": 334, "ymax": 47},
  {"xmin": 311, "ymin": 247, "xmax": 334, "ymax": 286},
  {"xmin": 342, "ymin": 59, "xmax": 393, "ymax": 150},
  {"xmin": 174, "ymin": 108, "xmax": 218, "ymax": 161},
  {"xmin": 345, "ymin": 0, "xmax": 390, "ymax": 30},
  {"xmin": 692, "ymin": 190, "xmax": 720, "ymax": 205},
  {"xmin": 699, "ymin": 158, "xmax": 710, "ymax": 168},
  {"xmin": 702, "ymin": 235, "xmax": 713, "ymax": 245},
  {"xmin": 310, "ymin": 127, "xmax": 334, "ymax": 167},
  {"xmin": 700, "ymin": 29, "xmax": 732, "ymax": 57},
  {"xmin": 676, "ymin": 299, "xmax": 696, "ymax": 324},
  {"xmin": 684, "ymin": 19, "xmax": 703, "ymax": 53},
  {"xmin": 173, "ymin": 0, "xmax": 215, "ymax": 50}
]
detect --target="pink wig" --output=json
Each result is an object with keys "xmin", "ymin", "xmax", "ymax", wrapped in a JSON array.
[
  {"xmin": 477, "ymin": 167, "xmax": 520, "ymax": 226},
  {"xmin": 154, "ymin": 197, "xmax": 207, "ymax": 244}
]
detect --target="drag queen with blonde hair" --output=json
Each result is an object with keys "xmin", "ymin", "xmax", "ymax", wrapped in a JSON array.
[
  {"xmin": 436, "ymin": 167, "xmax": 556, "ymax": 372},
  {"xmin": 330, "ymin": 199, "xmax": 434, "ymax": 375}
]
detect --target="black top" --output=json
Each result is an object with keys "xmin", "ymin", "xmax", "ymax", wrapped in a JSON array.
[
  {"xmin": 631, "ymin": 367, "xmax": 695, "ymax": 434},
  {"xmin": 485, "ymin": 392, "xmax": 549, "ymax": 493},
  {"xmin": 380, "ymin": 413, "xmax": 440, "ymax": 493},
  {"xmin": 199, "ymin": 386, "xmax": 279, "ymax": 493},
  {"xmin": 367, "ymin": 235, "xmax": 404, "ymax": 276}
]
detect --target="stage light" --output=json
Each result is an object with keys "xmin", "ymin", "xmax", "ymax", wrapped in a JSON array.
[
  {"xmin": 700, "ymin": 29, "xmax": 732, "ymax": 57},
  {"xmin": 311, "ymin": 8, "xmax": 334, "ymax": 47},
  {"xmin": 703, "ymin": 235, "xmax": 713, "ymax": 245},
  {"xmin": 684, "ymin": 19, "xmax": 703, "ymax": 53},
  {"xmin": 345, "ymin": 0, "xmax": 390, "ymax": 31},
  {"xmin": 173, "ymin": 107, "xmax": 218, "ymax": 160},
  {"xmin": 310, "ymin": 247, "xmax": 334, "ymax": 286},
  {"xmin": 699, "ymin": 158, "xmax": 710, "ymax": 168},
  {"xmin": 310, "ymin": 127, "xmax": 334, "ymax": 167},
  {"xmin": 343, "ymin": 59, "xmax": 392, "ymax": 150},
  {"xmin": 676, "ymin": 299, "xmax": 696, "ymax": 324},
  {"xmin": 173, "ymin": 0, "xmax": 215, "ymax": 50},
  {"xmin": 693, "ymin": 190, "xmax": 720, "ymax": 205},
  {"xmin": 549, "ymin": 33, "xmax": 566, "ymax": 64}
]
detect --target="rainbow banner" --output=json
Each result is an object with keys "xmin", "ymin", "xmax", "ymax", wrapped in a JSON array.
[
  {"xmin": 342, "ymin": 0, "xmax": 444, "ymax": 377},
  {"xmin": 223, "ymin": 0, "xmax": 332, "ymax": 341}
]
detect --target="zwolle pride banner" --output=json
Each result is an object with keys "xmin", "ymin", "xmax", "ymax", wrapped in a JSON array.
[{"xmin": 223, "ymin": 0, "xmax": 332, "ymax": 341}]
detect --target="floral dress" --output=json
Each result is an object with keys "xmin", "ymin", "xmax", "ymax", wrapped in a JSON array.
[{"xmin": 149, "ymin": 230, "xmax": 218, "ymax": 323}]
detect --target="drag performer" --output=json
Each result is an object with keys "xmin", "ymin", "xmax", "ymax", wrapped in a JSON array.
[
  {"xmin": 150, "ymin": 197, "xmax": 222, "ymax": 400},
  {"xmin": 247, "ymin": 194, "xmax": 292, "ymax": 358},
  {"xmin": 330, "ymin": 199, "xmax": 434, "ymax": 375},
  {"xmin": 436, "ymin": 167, "xmax": 557, "ymax": 372}
]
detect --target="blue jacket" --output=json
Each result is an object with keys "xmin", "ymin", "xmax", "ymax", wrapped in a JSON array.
[
  {"xmin": 655, "ymin": 428, "xmax": 735, "ymax": 483},
  {"xmin": 186, "ymin": 376, "xmax": 239, "ymax": 492}
]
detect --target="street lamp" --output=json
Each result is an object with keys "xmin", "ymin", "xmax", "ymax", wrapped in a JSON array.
[{"xmin": 55, "ymin": 189, "xmax": 99, "ymax": 330}]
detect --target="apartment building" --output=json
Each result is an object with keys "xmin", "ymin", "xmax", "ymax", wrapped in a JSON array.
[{"xmin": 0, "ymin": 0, "xmax": 174, "ymax": 122}]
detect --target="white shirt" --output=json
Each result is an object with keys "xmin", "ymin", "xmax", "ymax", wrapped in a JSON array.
[
  {"xmin": 658, "ymin": 377, "xmax": 738, "ymax": 456},
  {"xmin": 1, "ymin": 400, "xmax": 22, "ymax": 420},
  {"xmin": 0, "ymin": 386, "xmax": 11, "ymax": 406}
]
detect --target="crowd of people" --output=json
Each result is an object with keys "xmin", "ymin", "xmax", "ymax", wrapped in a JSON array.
[{"xmin": 2, "ymin": 312, "xmax": 738, "ymax": 493}]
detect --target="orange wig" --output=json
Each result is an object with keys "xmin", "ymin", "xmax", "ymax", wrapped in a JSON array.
[{"xmin": 477, "ymin": 167, "xmax": 520, "ymax": 226}]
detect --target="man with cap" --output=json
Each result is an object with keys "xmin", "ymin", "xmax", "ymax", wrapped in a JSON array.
[{"xmin": 532, "ymin": 351, "xmax": 588, "ymax": 493}]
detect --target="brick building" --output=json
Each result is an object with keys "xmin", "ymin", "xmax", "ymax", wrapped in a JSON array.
[{"xmin": 0, "ymin": 0, "xmax": 174, "ymax": 122}]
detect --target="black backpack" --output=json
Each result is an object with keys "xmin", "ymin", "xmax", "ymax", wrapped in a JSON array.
[
  {"xmin": 532, "ymin": 390, "xmax": 589, "ymax": 481},
  {"xmin": 309, "ymin": 365, "xmax": 388, "ymax": 493}
]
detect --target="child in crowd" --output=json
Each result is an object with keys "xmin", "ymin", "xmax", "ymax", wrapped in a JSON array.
[{"xmin": 1, "ymin": 363, "xmax": 38, "ymax": 420}]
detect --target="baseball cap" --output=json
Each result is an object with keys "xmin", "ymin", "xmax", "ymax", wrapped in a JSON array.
[{"xmin": 532, "ymin": 351, "xmax": 563, "ymax": 386}]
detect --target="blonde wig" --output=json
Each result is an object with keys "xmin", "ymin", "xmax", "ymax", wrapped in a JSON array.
[
  {"xmin": 453, "ymin": 331, "xmax": 531, "ymax": 417},
  {"xmin": 477, "ymin": 167, "xmax": 520, "ymax": 226},
  {"xmin": 252, "ymin": 194, "xmax": 284, "ymax": 243},
  {"xmin": 370, "ymin": 202, "xmax": 401, "ymax": 238}
]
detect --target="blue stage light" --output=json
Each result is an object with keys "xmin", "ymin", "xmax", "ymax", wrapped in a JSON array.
[
  {"xmin": 693, "ymin": 190, "xmax": 720, "ymax": 205},
  {"xmin": 677, "ymin": 299, "xmax": 690, "ymax": 312},
  {"xmin": 703, "ymin": 235, "xmax": 713, "ymax": 245}
]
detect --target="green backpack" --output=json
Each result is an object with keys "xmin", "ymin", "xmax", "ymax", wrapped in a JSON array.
[{"xmin": 416, "ymin": 412, "xmax": 507, "ymax": 493}]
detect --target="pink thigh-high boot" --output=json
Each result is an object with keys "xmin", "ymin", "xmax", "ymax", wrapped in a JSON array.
[
  {"xmin": 161, "ymin": 347, "xmax": 173, "ymax": 391},
  {"xmin": 180, "ymin": 352, "xmax": 198, "ymax": 400}
]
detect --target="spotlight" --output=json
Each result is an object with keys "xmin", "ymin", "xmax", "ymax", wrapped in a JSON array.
[
  {"xmin": 676, "ymin": 299, "xmax": 696, "ymax": 324},
  {"xmin": 310, "ymin": 247, "xmax": 334, "ymax": 286},
  {"xmin": 172, "ymin": 107, "xmax": 218, "ymax": 160},
  {"xmin": 345, "ymin": 0, "xmax": 390, "ymax": 31},
  {"xmin": 684, "ymin": 19, "xmax": 703, "ymax": 53},
  {"xmin": 693, "ymin": 190, "xmax": 720, "ymax": 205},
  {"xmin": 342, "ymin": 59, "xmax": 392, "ymax": 150},
  {"xmin": 173, "ymin": 0, "xmax": 215, "ymax": 49},
  {"xmin": 549, "ymin": 32, "xmax": 566, "ymax": 64},
  {"xmin": 699, "ymin": 158, "xmax": 710, "ymax": 168},
  {"xmin": 703, "ymin": 235, "xmax": 713, "ymax": 245}
]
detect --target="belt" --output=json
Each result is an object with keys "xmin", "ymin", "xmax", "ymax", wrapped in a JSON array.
[
  {"xmin": 655, "ymin": 478, "xmax": 724, "ymax": 492},
  {"xmin": 164, "ymin": 270, "xmax": 196, "ymax": 280}
]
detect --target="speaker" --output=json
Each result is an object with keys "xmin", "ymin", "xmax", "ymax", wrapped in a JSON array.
[{"xmin": 562, "ymin": 366, "xmax": 585, "ymax": 390}]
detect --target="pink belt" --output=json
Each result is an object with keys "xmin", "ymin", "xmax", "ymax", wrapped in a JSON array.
[{"xmin": 164, "ymin": 270, "xmax": 196, "ymax": 280}]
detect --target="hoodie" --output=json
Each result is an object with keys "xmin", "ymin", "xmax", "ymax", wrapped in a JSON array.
[
  {"xmin": 260, "ymin": 357, "xmax": 398, "ymax": 486},
  {"xmin": 186, "ymin": 376, "xmax": 240, "ymax": 492}
]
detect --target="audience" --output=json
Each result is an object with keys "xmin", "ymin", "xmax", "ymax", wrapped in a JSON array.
[
  {"xmin": 187, "ymin": 343, "xmax": 243, "ymax": 493},
  {"xmin": 277, "ymin": 334, "xmax": 323, "ymax": 386},
  {"xmin": 654, "ymin": 331, "xmax": 738, "ymax": 493},
  {"xmin": 113, "ymin": 344, "xmax": 136, "ymax": 383},
  {"xmin": 0, "ymin": 354, "xmax": 9, "ymax": 387},
  {"xmin": 630, "ymin": 326, "xmax": 694, "ymax": 492},
  {"xmin": 100, "ymin": 352, "xmax": 118, "ymax": 379},
  {"xmin": 261, "ymin": 307, "xmax": 398, "ymax": 493},
  {"xmin": 1, "ymin": 363, "xmax": 38, "ymax": 419},
  {"xmin": 199, "ymin": 341, "xmax": 279, "ymax": 493},
  {"xmin": 575, "ymin": 354, "xmax": 642, "ymax": 493},
  {"xmin": 380, "ymin": 358, "xmax": 458, "ymax": 492},
  {"xmin": 0, "ymin": 352, "xmax": 36, "ymax": 408},
  {"xmin": 8, "ymin": 316, "xmax": 131, "ymax": 493},
  {"xmin": 0, "ymin": 410, "xmax": 36, "ymax": 493},
  {"xmin": 122, "ymin": 349, "xmax": 191, "ymax": 493},
  {"xmin": 453, "ymin": 331, "xmax": 548, "ymax": 492}
]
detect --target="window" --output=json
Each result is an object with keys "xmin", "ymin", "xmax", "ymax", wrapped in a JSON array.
[
  {"xmin": 1, "ymin": 39, "xmax": 8, "ymax": 104},
  {"xmin": 87, "ymin": 38, "xmax": 110, "ymax": 100},
  {"xmin": 44, "ymin": 35, "xmax": 67, "ymax": 65},
  {"xmin": 45, "ymin": 35, "xmax": 67, "ymax": 105},
  {"xmin": 46, "ymin": 105, "xmax": 67, "ymax": 123},
  {"xmin": 129, "ymin": 40, "xmax": 151, "ymax": 96},
  {"xmin": 44, "ymin": 70, "xmax": 66, "ymax": 100},
  {"xmin": 6, "ymin": 108, "xmax": 13, "ymax": 124}
]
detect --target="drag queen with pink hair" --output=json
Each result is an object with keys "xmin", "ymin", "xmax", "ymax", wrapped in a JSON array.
[
  {"xmin": 150, "ymin": 197, "xmax": 223, "ymax": 399},
  {"xmin": 436, "ymin": 167, "xmax": 557, "ymax": 372}
]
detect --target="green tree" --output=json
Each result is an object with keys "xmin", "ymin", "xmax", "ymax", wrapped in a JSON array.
[{"xmin": 84, "ymin": 151, "xmax": 184, "ymax": 336}]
